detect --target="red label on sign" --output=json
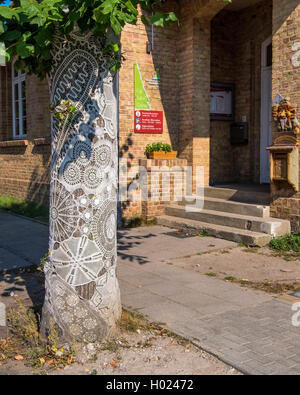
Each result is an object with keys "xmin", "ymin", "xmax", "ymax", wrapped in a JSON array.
[{"xmin": 134, "ymin": 110, "xmax": 163, "ymax": 134}]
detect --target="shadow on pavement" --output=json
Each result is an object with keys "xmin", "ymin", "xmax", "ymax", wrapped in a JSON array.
[{"xmin": 117, "ymin": 229, "xmax": 158, "ymax": 265}]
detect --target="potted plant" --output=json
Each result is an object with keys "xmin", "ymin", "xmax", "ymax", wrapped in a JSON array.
[{"xmin": 145, "ymin": 142, "xmax": 177, "ymax": 159}]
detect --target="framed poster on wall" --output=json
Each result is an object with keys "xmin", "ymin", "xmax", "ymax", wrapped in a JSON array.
[{"xmin": 210, "ymin": 82, "xmax": 235, "ymax": 121}]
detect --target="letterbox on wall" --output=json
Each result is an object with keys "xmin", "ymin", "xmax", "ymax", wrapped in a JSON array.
[
  {"xmin": 267, "ymin": 136, "xmax": 299, "ymax": 192},
  {"xmin": 230, "ymin": 122, "xmax": 248, "ymax": 145}
]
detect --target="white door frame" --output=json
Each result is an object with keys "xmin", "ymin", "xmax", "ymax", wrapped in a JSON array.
[{"xmin": 260, "ymin": 36, "xmax": 273, "ymax": 184}]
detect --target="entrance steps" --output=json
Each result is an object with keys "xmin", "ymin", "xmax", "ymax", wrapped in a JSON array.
[
  {"xmin": 204, "ymin": 185, "xmax": 271, "ymax": 205},
  {"xmin": 157, "ymin": 187, "xmax": 291, "ymax": 247}
]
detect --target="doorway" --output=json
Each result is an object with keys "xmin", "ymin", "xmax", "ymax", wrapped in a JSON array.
[{"xmin": 260, "ymin": 36, "xmax": 273, "ymax": 184}]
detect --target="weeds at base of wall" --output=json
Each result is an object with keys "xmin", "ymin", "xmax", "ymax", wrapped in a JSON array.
[
  {"xmin": 0, "ymin": 195, "xmax": 49, "ymax": 223},
  {"xmin": 0, "ymin": 298, "xmax": 75, "ymax": 371},
  {"xmin": 223, "ymin": 276, "xmax": 300, "ymax": 294},
  {"xmin": 0, "ymin": 301, "xmax": 192, "ymax": 373},
  {"xmin": 121, "ymin": 216, "xmax": 157, "ymax": 228},
  {"xmin": 269, "ymin": 233, "xmax": 300, "ymax": 253}
]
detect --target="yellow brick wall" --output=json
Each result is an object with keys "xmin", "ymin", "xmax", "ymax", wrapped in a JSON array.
[
  {"xmin": 271, "ymin": 0, "xmax": 300, "ymax": 232},
  {"xmin": 210, "ymin": 0, "xmax": 272, "ymax": 184}
]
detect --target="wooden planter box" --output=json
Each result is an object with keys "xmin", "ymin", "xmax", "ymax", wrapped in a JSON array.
[{"xmin": 147, "ymin": 151, "xmax": 177, "ymax": 160}]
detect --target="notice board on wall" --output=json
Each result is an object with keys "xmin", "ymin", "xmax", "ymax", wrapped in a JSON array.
[
  {"xmin": 210, "ymin": 83, "xmax": 235, "ymax": 121},
  {"xmin": 134, "ymin": 110, "xmax": 163, "ymax": 134},
  {"xmin": 134, "ymin": 63, "xmax": 163, "ymax": 134}
]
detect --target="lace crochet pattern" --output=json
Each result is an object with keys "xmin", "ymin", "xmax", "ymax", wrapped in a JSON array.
[{"xmin": 41, "ymin": 29, "xmax": 121, "ymax": 343}]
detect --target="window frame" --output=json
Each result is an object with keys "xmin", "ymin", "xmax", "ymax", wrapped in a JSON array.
[
  {"xmin": 12, "ymin": 62, "xmax": 27, "ymax": 139},
  {"xmin": 261, "ymin": 36, "xmax": 272, "ymax": 69}
]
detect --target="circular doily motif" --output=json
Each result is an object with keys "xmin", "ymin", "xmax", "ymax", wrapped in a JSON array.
[
  {"xmin": 62, "ymin": 162, "xmax": 81, "ymax": 186},
  {"xmin": 83, "ymin": 166, "xmax": 103, "ymax": 189},
  {"xmin": 94, "ymin": 144, "xmax": 111, "ymax": 169},
  {"xmin": 92, "ymin": 200, "xmax": 117, "ymax": 254},
  {"xmin": 70, "ymin": 323, "xmax": 83, "ymax": 337},
  {"xmin": 50, "ymin": 181, "xmax": 79, "ymax": 242}
]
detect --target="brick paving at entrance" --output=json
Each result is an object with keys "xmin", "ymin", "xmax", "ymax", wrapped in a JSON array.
[{"xmin": 1, "ymin": 211, "xmax": 300, "ymax": 375}]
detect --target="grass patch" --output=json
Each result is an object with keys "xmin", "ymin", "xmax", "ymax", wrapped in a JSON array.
[
  {"xmin": 198, "ymin": 229, "xmax": 211, "ymax": 237},
  {"xmin": 119, "ymin": 310, "xmax": 152, "ymax": 333},
  {"xmin": 251, "ymin": 281, "xmax": 300, "ymax": 294},
  {"xmin": 205, "ymin": 272, "xmax": 217, "ymax": 277},
  {"xmin": 223, "ymin": 275, "xmax": 300, "ymax": 294},
  {"xmin": 271, "ymin": 250, "xmax": 300, "ymax": 261},
  {"xmin": 270, "ymin": 233, "xmax": 300, "ymax": 253},
  {"xmin": 243, "ymin": 247, "xmax": 260, "ymax": 253},
  {"xmin": 0, "ymin": 196, "xmax": 49, "ymax": 223},
  {"xmin": 238, "ymin": 242, "xmax": 247, "ymax": 247},
  {"xmin": 224, "ymin": 276, "xmax": 237, "ymax": 282},
  {"xmin": 0, "ymin": 299, "xmax": 75, "ymax": 371},
  {"xmin": 122, "ymin": 216, "xmax": 157, "ymax": 229}
]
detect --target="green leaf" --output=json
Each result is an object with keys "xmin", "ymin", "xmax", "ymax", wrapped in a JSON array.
[
  {"xmin": 95, "ymin": 0, "xmax": 118, "ymax": 17},
  {"xmin": 14, "ymin": 59, "xmax": 26, "ymax": 71},
  {"xmin": 30, "ymin": 16, "xmax": 46, "ymax": 27},
  {"xmin": 0, "ymin": 6, "xmax": 15, "ymax": 19},
  {"xmin": 35, "ymin": 29, "xmax": 52, "ymax": 47},
  {"xmin": 166, "ymin": 12, "xmax": 178, "ymax": 23},
  {"xmin": 125, "ymin": 1, "xmax": 138, "ymax": 16},
  {"xmin": 0, "ymin": 21, "xmax": 7, "ymax": 34},
  {"xmin": 16, "ymin": 40, "xmax": 35, "ymax": 58},
  {"xmin": 23, "ymin": 31, "xmax": 32, "ymax": 41},
  {"xmin": 141, "ymin": 15, "xmax": 150, "ymax": 26},
  {"xmin": 2, "ymin": 30, "xmax": 22, "ymax": 42},
  {"xmin": 20, "ymin": 0, "xmax": 40, "ymax": 15},
  {"xmin": 150, "ymin": 12, "xmax": 165, "ymax": 27},
  {"xmin": 110, "ymin": 14, "xmax": 122, "ymax": 35}
]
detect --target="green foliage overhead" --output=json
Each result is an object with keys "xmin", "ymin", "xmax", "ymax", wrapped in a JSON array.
[{"xmin": 0, "ymin": 0, "xmax": 231, "ymax": 78}]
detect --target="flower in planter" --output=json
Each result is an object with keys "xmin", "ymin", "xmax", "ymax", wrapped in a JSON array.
[{"xmin": 145, "ymin": 142, "xmax": 172, "ymax": 156}]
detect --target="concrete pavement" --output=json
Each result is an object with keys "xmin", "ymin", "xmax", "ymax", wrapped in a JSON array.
[
  {"xmin": 0, "ymin": 211, "xmax": 48, "ymax": 271},
  {"xmin": 1, "ymin": 211, "xmax": 300, "ymax": 375}
]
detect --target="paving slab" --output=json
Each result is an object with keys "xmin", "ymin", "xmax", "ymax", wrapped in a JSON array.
[
  {"xmin": 118, "ymin": 226, "xmax": 236, "ymax": 264},
  {"xmin": 0, "ymin": 212, "xmax": 300, "ymax": 375},
  {"xmin": 0, "ymin": 211, "xmax": 48, "ymax": 269}
]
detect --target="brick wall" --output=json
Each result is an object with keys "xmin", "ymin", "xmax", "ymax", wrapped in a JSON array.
[
  {"xmin": 0, "ymin": 0, "xmax": 298, "ymax": 230},
  {"xmin": 178, "ymin": 0, "xmax": 227, "ymax": 188},
  {"xmin": 0, "ymin": 66, "xmax": 51, "ymax": 205},
  {"xmin": 139, "ymin": 158, "xmax": 188, "ymax": 220},
  {"xmin": 119, "ymin": 0, "xmax": 180, "ymax": 219},
  {"xmin": 270, "ymin": 0, "xmax": 300, "ymax": 232},
  {"xmin": 0, "ymin": 1, "xmax": 181, "ymax": 220},
  {"xmin": 210, "ymin": 11, "xmax": 235, "ymax": 184},
  {"xmin": 210, "ymin": 0, "xmax": 272, "ymax": 184}
]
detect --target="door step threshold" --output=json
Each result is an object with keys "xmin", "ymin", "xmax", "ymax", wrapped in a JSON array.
[
  {"xmin": 157, "ymin": 215, "xmax": 273, "ymax": 247},
  {"xmin": 178, "ymin": 196, "xmax": 270, "ymax": 217},
  {"xmin": 204, "ymin": 186, "xmax": 270, "ymax": 205},
  {"xmin": 165, "ymin": 205, "xmax": 290, "ymax": 236}
]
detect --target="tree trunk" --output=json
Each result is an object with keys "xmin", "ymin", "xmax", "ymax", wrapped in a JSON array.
[{"xmin": 41, "ymin": 30, "xmax": 121, "ymax": 344}]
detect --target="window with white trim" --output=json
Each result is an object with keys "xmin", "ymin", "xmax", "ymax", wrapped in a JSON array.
[{"xmin": 12, "ymin": 64, "xmax": 27, "ymax": 139}]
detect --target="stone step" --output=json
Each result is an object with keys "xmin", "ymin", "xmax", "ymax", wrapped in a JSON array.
[
  {"xmin": 157, "ymin": 215, "xmax": 273, "ymax": 247},
  {"xmin": 165, "ymin": 205, "xmax": 290, "ymax": 237},
  {"xmin": 204, "ymin": 186, "xmax": 270, "ymax": 205},
  {"xmin": 178, "ymin": 196, "xmax": 270, "ymax": 218}
]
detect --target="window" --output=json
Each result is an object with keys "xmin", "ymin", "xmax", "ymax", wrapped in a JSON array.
[
  {"xmin": 266, "ymin": 43, "xmax": 272, "ymax": 67},
  {"xmin": 12, "ymin": 64, "xmax": 27, "ymax": 139},
  {"xmin": 262, "ymin": 38, "xmax": 272, "ymax": 69}
]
